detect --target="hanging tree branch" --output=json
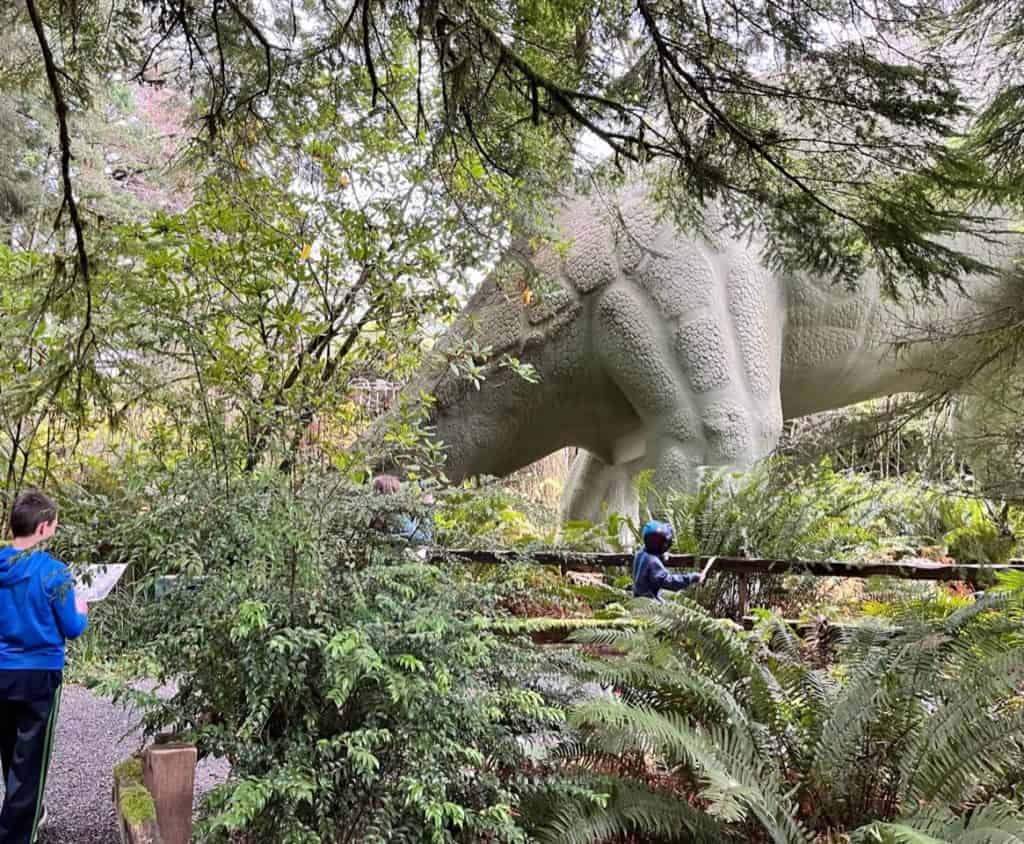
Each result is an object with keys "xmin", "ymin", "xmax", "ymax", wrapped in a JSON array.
[
  {"xmin": 23, "ymin": 0, "xmax": 97, "ymax": 417},
  {"xmin": 223, "ymin": 0, "xmax": 275, "ymax": 110},
  {"xmin": 24, "ymin": 0, "xmax": 92, "ymax": 310}
]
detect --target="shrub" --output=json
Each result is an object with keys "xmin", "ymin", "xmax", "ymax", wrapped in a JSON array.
[
  {"xmin": 87, "ymin": 474, "xmax": 569, "ymax": 843},
  {"xmin": 51, "ymin": 459, "xmax": 444, "ymax": 577},
  {"xmin": 433, "ymin": 485, "xmax": 550, "ymax": 547},
  {"xmin": 937, "ymin": 497, "xmax": 1018, "ymax": 564}
]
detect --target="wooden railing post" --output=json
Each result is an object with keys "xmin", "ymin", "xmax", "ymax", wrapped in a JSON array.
[{"xmin": 737, "ymin": 574, "xmax": 749, "ymax": 618}]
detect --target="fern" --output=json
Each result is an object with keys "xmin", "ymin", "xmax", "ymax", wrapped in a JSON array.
[
  {"xmin": 852, "ymin": 801, "xmax": 1024, "ymax": 842},
  {"xmin": 529, "ymin": 777, "xmax": 728, "ymax": 843},
  {"xmin": 850, "ymin": 823, "xmax": 950, "ymax": 844},
  {"xmin": 567, "ymin": 699, "xmax": 809, "ymax": 843},
  {"xmin": 526, "ymin": 582, "xmax": 1024, "ymax": 842}
]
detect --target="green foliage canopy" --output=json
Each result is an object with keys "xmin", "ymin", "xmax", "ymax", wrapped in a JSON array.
[{"xmin": 9, "ymin": 0, "xmax": 1024, "ymax": 298}]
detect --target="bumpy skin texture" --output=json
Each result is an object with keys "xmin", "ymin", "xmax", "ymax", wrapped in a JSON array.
[{"xmin": 389, "ymin": 183, "xmax": 1023, "ymax": 524}]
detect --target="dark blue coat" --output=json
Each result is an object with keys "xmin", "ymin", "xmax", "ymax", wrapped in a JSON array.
[{"xmin": 632, "ymin": 549, "xmax": 700, "ymax": 601}]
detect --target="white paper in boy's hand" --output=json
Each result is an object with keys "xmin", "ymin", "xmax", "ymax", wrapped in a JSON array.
[{"xmin": 73, "ymin": 565, "xmax": 128, "ymax": 602}]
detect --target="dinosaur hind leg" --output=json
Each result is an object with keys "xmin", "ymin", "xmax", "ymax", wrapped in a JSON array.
[
  {"xmin": 560, "ymin": 450, "xmax": 640, "ymax": 526},
  {"xmin": 593, "ymin": 281, "xmax": 784, "ymax": 517}
]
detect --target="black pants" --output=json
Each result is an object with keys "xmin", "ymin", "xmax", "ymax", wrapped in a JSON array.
[{"xmin": 0, "ymin": 670, "xmax": 63, "ymax": 844}]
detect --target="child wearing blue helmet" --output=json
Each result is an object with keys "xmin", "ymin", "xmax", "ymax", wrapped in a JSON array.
[{"xmin": 632, "ymin": 520, "xmax": 705, "ymax": 601}]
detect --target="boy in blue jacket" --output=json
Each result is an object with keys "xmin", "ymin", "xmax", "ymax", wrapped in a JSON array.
[
  {"xmin": 0, "ymin": 490, "xmax": 88, "ymax": 843},
  {"xmin": 632, "ymin": 520, "xmax": 705, "ymax": 601}
]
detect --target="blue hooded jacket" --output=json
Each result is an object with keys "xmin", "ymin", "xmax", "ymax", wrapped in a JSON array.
[
  {"xmin": 632, "ymin": 549, "xmax": 701, "ymax": 601},
  {"xmin": 0, "ymin": 546, "xmax": 88, "ymax": 671}
]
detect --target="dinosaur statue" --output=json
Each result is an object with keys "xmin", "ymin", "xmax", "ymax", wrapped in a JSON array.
[{"xmin": 381, "ymin": 182, "xmax": 1023, "ymax": 524}]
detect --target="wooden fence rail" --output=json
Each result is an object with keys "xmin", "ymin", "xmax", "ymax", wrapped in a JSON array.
[{"xmin": 428, "ymin": 549, "xmax": 1024, "ymax": 587}]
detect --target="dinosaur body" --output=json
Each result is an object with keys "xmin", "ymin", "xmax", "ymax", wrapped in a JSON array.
[{"xmin": 393, "ymin": 183, "xmax": 1022, "ymax": 522}]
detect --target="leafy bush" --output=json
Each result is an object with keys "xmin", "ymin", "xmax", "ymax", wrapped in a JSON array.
[
  {"xmin": 432, "ymin": 484, "xmax": 627, "ymax": 551},
  {"xmin": 85, "ymin": 474, "xmax": 569, "ymax": 843},
  {"xmin": 51, "ymin": 459, "xmax": 441, "ymax": 578},
  {"xmin": 525, "ymin": 581, "xmax": 1024, "ymax": 842},
  {"xmin": 433, "ymin": 485, "xmax": 551, "ymax": 547},
  {"xmin": 101, "ymin": 566, "xmax": 564, "ymax": 843}
]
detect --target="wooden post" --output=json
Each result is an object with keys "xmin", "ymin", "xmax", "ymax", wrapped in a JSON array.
[
  {"xmin": 113, "ymin": 778, "xmax": 163, "ymax": 844},
  {"xmin": 142, "ymin": 742, "xmax": 197, "ymax": 844},
  {"xmin": 737, "ymin": 574, "xmax": 749, "ymax": 619}
]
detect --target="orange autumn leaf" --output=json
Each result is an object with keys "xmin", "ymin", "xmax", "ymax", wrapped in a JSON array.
[
  {"xmin": 522, "ymin": 288, "xmax": 534, "ymax": 305},
  {"xmin": 300, "ymin": 243, "xmax": 312, "ymax": 261}
]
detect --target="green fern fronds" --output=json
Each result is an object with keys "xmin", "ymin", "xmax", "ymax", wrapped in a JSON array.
[
  {"xmin": 852, "ymin": 801, "xmax": 1024, "ymax": 842},
  {"xmin": 526, "ymin": 581, "xmax": 1024, "ymax": 843},
  {"xmin": 567, "ymin": 698, "xmax": 810, "ymax": 843},
  {"xmin": 531, "ymin": 777, "xmax": 728, "ymax": 843}
]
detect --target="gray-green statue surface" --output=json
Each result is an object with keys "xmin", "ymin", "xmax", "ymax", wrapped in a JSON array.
[{"xmin": 388, "ymin": 183, "xmax": 1023, "ymax": 523}]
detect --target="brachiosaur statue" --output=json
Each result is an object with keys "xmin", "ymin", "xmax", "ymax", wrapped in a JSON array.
[{"xmin": 381, "ymin": 183, "xmax": 1023, "ymax": 524}]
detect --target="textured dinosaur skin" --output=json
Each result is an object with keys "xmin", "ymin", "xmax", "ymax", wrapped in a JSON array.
[{"xmin": 392, "ymin": 183, "xmax": 1022, "ymax": 522}]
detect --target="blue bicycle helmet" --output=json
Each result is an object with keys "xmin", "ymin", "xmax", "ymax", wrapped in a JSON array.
[{"xmin": 642, "ymin": 520, "xmax": 675, "ymax": 554}]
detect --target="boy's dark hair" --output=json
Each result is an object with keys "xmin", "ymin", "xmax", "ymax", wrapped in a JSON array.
[{"xmin": 10, "ymin": 490, "xmax": 58, "ymax": 538}]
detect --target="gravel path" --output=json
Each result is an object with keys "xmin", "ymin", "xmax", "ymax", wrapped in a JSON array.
[{"xmin": 0, "ymin": 684, "xmax": 227, "ymax": 844}]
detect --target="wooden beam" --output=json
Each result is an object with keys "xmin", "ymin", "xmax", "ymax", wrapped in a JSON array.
[
  {"xmin": 428, "ymin": 549, "xmax": 1024, "ymax": 585},
  {"xmin": 525, "ymin": 615, "xmax": 897, "ymax": 646}
]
